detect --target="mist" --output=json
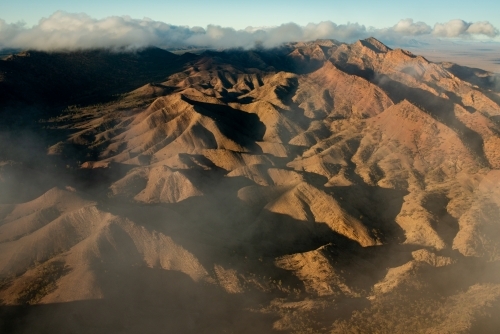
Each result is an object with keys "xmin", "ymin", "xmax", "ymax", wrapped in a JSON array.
[{"xmin": 0, "ymin": 11, "xmax": 499, "ymax": 51}]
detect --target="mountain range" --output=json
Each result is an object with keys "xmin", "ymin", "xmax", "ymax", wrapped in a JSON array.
[{"xmin": 1, "ymin": 37, "xmax": 500, "ymax": 333}]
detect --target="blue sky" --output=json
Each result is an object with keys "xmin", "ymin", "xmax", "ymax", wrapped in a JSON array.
[{"xmin": 2, "ymin": 0, "xmax": 499, "ymax": 30}]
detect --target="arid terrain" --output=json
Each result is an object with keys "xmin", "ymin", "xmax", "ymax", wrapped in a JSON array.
[
  {"xmin": 1, "ymin": 37, "xmax": 500, "ymax": 333},
  {"xmin": 404, "ymin": 40, "xmax": 500, "ymax": 74}
]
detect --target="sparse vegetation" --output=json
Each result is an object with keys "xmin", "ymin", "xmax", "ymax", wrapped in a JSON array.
[
  {"xmin": 331, "ymin": 290, "xmax": 448, "ymax": 334},
  {"xmin": 16, "ymin": 261, "xmax": 70, "ymax": 305}
]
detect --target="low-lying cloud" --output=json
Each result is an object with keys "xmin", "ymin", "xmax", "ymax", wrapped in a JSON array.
[
  {"xmin": 0, "ymin": 11, "xmax": 499, "ymax": 51},
  {"xmin": 392, "ymin": 19, "xmax": 433, "ymax": 36},
  {"xmin": 433, "ymin": 19, "xmax": 499, "ymax": 38}
]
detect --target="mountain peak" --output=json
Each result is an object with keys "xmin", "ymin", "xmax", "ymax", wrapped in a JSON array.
[{"xmin": 359, "ymin": 37, "xmax": 391, "ymax": 53}]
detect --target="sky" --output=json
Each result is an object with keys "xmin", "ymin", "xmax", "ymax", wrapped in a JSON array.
[
  {"xmin": 2, "ymin": 0, "xmax": 500, "ymax": 30},
  {"xmin": 0, "ymin": 0, "xmax": 499, "ymax": 52}
]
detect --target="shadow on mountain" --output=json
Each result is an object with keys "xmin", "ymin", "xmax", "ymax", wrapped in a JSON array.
[
  {"xmin": 203, "ymin": 49, "xmax": 291, "ymax": 72},
  {"xmin": 431, "ymin": 259, "xmax": 500, "ymax": 297},
  {"xmin": 182, "ymin": 95, "xmax": 266, "ymax": 150},
  {"xmin": 0, "ymin": 267, "xmax": 277, "ymax": 334},
  {"xmin": 326, "ymin": 185, "xmax": 407, "ymax": 244},
  {"xmin": 0, "ymin": 47, "xmax": 196, "ymax": 111},
  {"xmin": 421, "ymin": 192, "xmax": 459, "ymax": 246},
  {"xmin": 335, "ymin": 61, "xmax": 376, "ymax": 81},
  {"xmin": 373, "ymin": 74, "xmax": 490, "ymax": 167},
  {"xmin": 470, "ymin": 296, "xmax": 500, "ymax": 334},
  {"xmin": 443, "ymin": 63, "xmax": 500, "ymax": 93},
  {"xmin": 101, "ymin": 174, "xmax": 383, "ymax": 288}
]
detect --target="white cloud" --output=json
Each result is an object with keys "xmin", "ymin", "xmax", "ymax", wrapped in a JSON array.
[
  {"xmin": 0, "ymin": 11, "xmax": 197, "ymax": 50},
  {"xmin": 392, "ymin": 19, "xmax": 432, "ymax": 35},
  {"xmin": 0, "ymin": 11, "xmax": 498, "ymax": 52},
  {"xmin": 432, "ymin": 19, "xmax": 499, "ymax": 38},
  {"xmin": 433, "ymin": 19, "xmax": 470, "ymax": 37},
  {"xmin": 184, "ymin": 21, "xmax": 369, "ymax": 49},
  {"xmin": 467, "ymin": 21, "xmax": 499, "ymax": 37}
]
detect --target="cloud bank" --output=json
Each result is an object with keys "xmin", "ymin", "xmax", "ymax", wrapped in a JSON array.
[
  {"xmin": 0, "ymin": 11, "xmax": 499, "ymax": 51},
  {"xmin": 433, "ymin": 19, "xmax": 499, "ymax": 37}
]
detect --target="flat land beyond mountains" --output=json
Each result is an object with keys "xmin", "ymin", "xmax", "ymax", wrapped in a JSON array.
[
  {"xmin": 1, "ymin": 38, "xmax": 500, "ymax": 333},
  {"xmin": 406, "ymin": 41, "xmax": 500, "ymax": 74}
]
